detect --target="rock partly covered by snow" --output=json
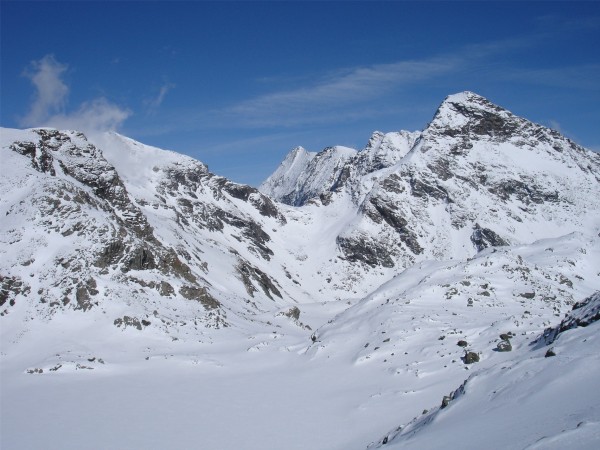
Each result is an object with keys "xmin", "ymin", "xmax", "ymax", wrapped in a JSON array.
[{"xmin": 542, "ymin": 290, "xmax": 600, "ymax": 345}]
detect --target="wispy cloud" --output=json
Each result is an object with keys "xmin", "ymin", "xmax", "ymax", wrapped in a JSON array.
[
  {"xmin": 223, "ymin": 57, "xmax": 459, "ymax": 127},
  {"xmin": 501, "ymin": 64, "xmax": 600, "ymax": 91},
  {"xmin": 144, "ymin": 82, "xmax": 176, "ymax": 113},
  {"xmin": 215, "ymin": 35, "xmax": 543, "ymax": 129},
  {"xmin": 20, "ymin": 55, "xmax": 69, "ymax": 127},
  {"xmin": 210, "ymin": 32, "xmax": 597, "ymax": 130},
  {"xmin": 19, "ymin": 55, "xmax": 130, "ymax": 133},
  {"xmin": 548, "ymin": 120, "xmax": 563, "ymax": 134},
  {"xmin": 535, "ymin": 14, "xmax": 600, "ymax": 32}
]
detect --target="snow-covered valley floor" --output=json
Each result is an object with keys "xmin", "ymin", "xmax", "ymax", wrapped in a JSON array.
[{"xmin": 3, "ymin": 237, "xmax": 599, "ymax": 449}]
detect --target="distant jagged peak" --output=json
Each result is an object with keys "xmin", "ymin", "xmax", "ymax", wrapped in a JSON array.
[
  {"xmin": 286, "ymin": 145, "xmax": 315, "ymax": 161},
  {"xmin": 258, "ymin": 145, "xmax": 315, "ymax": 197},
  {"xmin": 259, "ymin": 144, "xmax": 357, "ymax": 205},
  {"xmin": 364, "ymin": 130, "xmax": 386, "ymax": 150}
]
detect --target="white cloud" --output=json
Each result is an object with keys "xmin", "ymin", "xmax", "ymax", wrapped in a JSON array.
[
  {"xmin": 216, "ymin": 35, "xmax": 553, "ymax": 129},
  {"xmin": 145, "ymin": 82, "xmax": 176, "ymax": 113},
  {"xmin": 20, "ymin": 55, "xmax": 69, "ymax": 127},
  {"xmin": 20, "ymin": 54, "xmax": 130, "ymax": 133},
  {"xmin": 46, "ymin": 98, "xmax": 131, "ymax": 134}
]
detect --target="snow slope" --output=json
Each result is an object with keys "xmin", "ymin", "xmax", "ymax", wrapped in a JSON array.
[{"xmin": 372, "ymin": 292, "xmax": 600, "ymax": 449}]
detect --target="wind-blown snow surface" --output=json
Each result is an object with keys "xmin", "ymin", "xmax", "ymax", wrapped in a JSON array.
[{"xmin": 2, "ymin": 92, "xmax": 600, "ymax": 449}]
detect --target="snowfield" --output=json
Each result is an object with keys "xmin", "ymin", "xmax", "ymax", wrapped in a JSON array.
[{"xmin": 1, "ymin": 92, "xmax": 599, "ymax": 449}]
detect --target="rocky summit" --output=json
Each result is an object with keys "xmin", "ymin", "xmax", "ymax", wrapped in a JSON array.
[{"xmin": 1, "ymin": 92, "xmax": 599, "ymax": 450}]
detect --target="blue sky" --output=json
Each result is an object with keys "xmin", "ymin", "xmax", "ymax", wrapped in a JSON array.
[{"xmin": 2, "ymin": 1, "xmax": 599, "ymax": 186}]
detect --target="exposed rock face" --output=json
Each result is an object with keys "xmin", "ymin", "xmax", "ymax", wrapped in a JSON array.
[
  {"xmin": 179, "ymin": 285, "xmax": 220, "ymax": 309},
  {"xmin": 471, "ymin": 224, "xmax": 509, "ymax": 252},
  {"xmin": 542, "ymin": 291, "xmax": 600, "ymax": 345},
  {"xmin": 365, "ymin": 196, "xmax": 423, "ymax": 255},
  {"xmin": 236, "ymin": 260, "xmax": 282, "ymax": 300},
  {"xmin": 336, "ymin": 235, "xmax": 395, "ymax": 268},
  {"xmin": 0, "ymin": 275, "xmax": 29, "ymax": 313}
]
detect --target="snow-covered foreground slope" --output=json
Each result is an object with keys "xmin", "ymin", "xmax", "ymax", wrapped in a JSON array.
[
  {"xmin": 373, "ymin": 292, "xmax": 600, "ymax": 449},
  {"xmin": 2, "ymin": 92, "xmax": 600, "ymax": 449}
]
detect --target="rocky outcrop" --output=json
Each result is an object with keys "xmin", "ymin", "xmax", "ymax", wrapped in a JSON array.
[
  {"xmin": 541, "ymin": 291, "xmax": 600, "ymax": 345},
  {"xmin": 336, "ymin": 235, "xmax": 395, "ymax": 268},
  {"xmin": 236, "ymin": 259, "xmax": 282, "ymax": 300},
  {"xmin": 471, "ymin": 224, "xmax": 509, "ymax": 252}
]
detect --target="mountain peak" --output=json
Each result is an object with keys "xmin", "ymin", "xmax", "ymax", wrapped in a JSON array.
[
  {"xmin": 442, "ymin": 90, "xmax": 487, "ymax": 105},
  {"xmin": 427, "ymin": 91, "xmax": 521, "ymax": 140},
  {"xmin": 259, "ymin": 145, "xmax": 357, "ymax": 206}
]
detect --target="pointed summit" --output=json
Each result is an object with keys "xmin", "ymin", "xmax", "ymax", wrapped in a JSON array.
[
  {"xmin": 258, "ymin": 146, "xmax": 316, "ymax": 201},
  {"xmin": 260, "ymin": 145, "xmax": 356, "ymax": 206},
  {"xmin": 442, "ymin": 90, "xmax": 488, "ymax": 105},
  {"xmin": 438, "ymin": 91, "xmax": 505, "ymax": 113},
  {"xmin": 427, "ymin": 91, "xmax": 520, "ymax": 139}
]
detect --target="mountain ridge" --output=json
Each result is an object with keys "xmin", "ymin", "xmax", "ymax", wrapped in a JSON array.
[{"xmin": 262, "ymin": 91, "xmax": 599, "ymax": 273}]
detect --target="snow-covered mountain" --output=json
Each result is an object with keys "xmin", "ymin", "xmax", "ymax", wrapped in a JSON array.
[
  {"xmin": 1, "ymin": 91, "xmax": 599, "ymax": 450},
  {"xmin": 1, "ymin": 128, "xmax": 297, "ymax": 332},
  {"xmin": 262, "ymin": 91, "xmax": 600, "ymax": 269}
]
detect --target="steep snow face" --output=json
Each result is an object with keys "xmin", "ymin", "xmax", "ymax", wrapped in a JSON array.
[
  {"xmin": 260, "ymin": 145, "xmax": 357, "ymax": 206},
  {"xmin": 258, "ymin": 146, "xmax": 316, "ymax": 202}
]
